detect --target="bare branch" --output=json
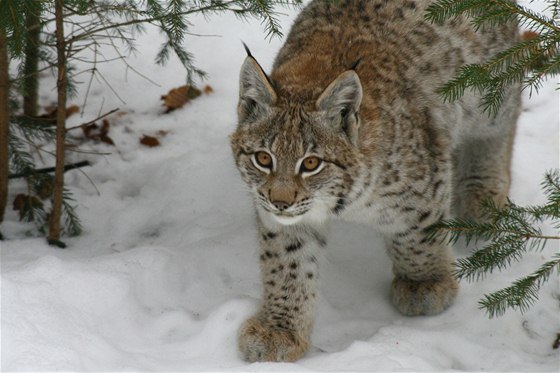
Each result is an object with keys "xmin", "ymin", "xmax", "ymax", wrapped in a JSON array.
[{"xmin": 66, "ymin": 108, "xmax": 120, "ymax": 131}]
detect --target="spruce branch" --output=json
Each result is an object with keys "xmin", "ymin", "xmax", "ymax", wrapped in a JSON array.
[
  {"xmin": 526, "ymin": 170, "xmax": 560, "ymax": 222},
  {"xmin": 8, "ymin": 131, "xmax": 36, "ymax": 175},
  {"xmin": 427, "ymin": 0, "xmax": 560, "ymax": 115},
  {"xmin": 61, "ymin": 188, "xmax": 82, "ymax": 237},
  {"xmin": 427, "ymin": 0, "xmax": 559, "ymax": 33},
  {"xmin": 436, "ymin": 171, "xmax": 560, "ymax": 317},
  {"xmin": 479, "ymin": 253, "xmax": 560, "ymax": 318}
]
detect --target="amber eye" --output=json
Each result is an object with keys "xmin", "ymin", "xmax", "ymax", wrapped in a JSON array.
[
  {"xmin": 300, "ymin": 156, "xmax": 322, "ymax": 173},
  {"xmin": 254, "ymin": 151, "xmax": 273, "ymax": 169}
]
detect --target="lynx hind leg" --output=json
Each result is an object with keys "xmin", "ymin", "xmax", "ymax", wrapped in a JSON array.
[
  {"xmin": 453, "ymin": 136, "xmax": 514, "ymax": 220},
  {"xmin": 453, "ymin": 95, "xmax": 520, "ymax": 221},
  {"xmin": 388, "ymin": 214, "xmax": 458, "ymax": 316},
  {"xmin": 391, "ymin": 272, "xmax": 458, "ymax": 316}
]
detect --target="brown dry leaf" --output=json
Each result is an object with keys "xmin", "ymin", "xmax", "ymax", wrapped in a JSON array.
[
  {"xmin": 82, "ymin": 122, "xmax": 98, "ymax": 138},
  {"xmin": 521, "ymin": 30, "xmax": 539, "ymax": 41},
  {"xmin": 13, "ymin": 194, "xmax": 26, "ymax": 213},
  {"xmin": 40, "ymin": 104, "xmax": 80, "ymax": 121},
  {"xmin": 161, "ymin": 85, "xmax": 202, "ymax": 113},
  {"xmin": 66, "ymin": 105, "xmax": 80, "ymax": 118},
  {"xmin": 13, "ymin": 193, "xmax": 44, "ymax": 220},
  {"xmin": 99, "ymin": 135, "xmax": 115, "ymax": 146},
  {"xmin": 81, "ymin": 119, "xmax": 115, "ymax": 145},
  {"xmin": 41, "ymin": 105, "xmax": 57, "ymax": 119},
  {"xmin": 99, "ymin": 119, "xmax": 115, "ymax": 145},
  {"xmin": 140, "ymin": 135, "xmax": 160, "ymax": 148},
  {"xmin": 203, "ymin": 85, "xmax": 214, "ymax": 94},
  {"xmin": 519, "ymin": 31, "xmax": 556, "ymax": 70}
]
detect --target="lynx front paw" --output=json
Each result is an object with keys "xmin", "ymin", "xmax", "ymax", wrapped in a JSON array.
[
  {"xmin": 238, "ymin": 317, "xmax": 309, "ymax": 362},
  {"xmin": 391, "ymin": 275, "xmax": 458, "ymax": 316}
]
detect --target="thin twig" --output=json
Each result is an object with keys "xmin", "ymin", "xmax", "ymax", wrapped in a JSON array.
[
  {"xmin": 64, "ymin": 0, "xmax": 247, "ymax": 45},
  {"xmin": 104, "ymin": 28, "xmax": 160, "ymax": 87},
  {"xmin": 81, "ymin": 42, "xmax": 98, "ymax": 114},
  {"xmin": 65, "ymin": 148, "xmax": 112, "ymax": 156},
  {"xmin": 66, "ymin": 108, "xmax": 120, "ymax": 131},
  {"xmin": 8, "ymin": 161, "xmax": 91, "ymax": 179},
  {"xmin": 76, "ymin": 166, "xmax": 100, "ymax": 196},
  {"xmin": 95, "ymin": 68, "xmax": 126, "ymax": 104}
]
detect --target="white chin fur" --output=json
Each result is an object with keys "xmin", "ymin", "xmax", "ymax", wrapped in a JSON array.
[{"xmin": 271, "ymin": 214, "xmax": 304, "ymax": 226}]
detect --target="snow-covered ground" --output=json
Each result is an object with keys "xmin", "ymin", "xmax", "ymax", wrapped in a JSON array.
[{"xmin": 1, "ymin": 2, "xmax": 559, "ymax": 371}]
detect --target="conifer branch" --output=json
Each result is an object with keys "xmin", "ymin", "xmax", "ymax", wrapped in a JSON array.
[
  {"xmin": 427, "ymin": 0, "xmax": 560, "ymax": 115},
  {"xmin": 479, "ymin": 253, "xmax": 560, "ymax": 318},
  {"xmin": 435, "ymin": 171, "xmax": 560, "ymax": 317}
]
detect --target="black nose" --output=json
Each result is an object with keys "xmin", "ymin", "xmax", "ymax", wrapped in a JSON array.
[{"xmin": 272, "ymin": 201, "xmax": 291, "ymax": 211}]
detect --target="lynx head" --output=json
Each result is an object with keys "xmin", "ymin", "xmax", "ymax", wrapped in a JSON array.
[{"xmin": 230, "ymin": 52, "xmax": 364, "ymax": 226}]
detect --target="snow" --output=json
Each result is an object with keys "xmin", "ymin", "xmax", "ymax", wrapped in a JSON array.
[{"xmin": 1, "ymin": 2, "xmax": 559, "ymax": 371}]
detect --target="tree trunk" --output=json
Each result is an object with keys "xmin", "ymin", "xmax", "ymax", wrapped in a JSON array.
[
  {"xmin": 0, "ymin": 30, "xmax": 9, "ymax": 227},
  {"xmin": 23, "ymin": 9, "xmax": 41, "ymax": 118},
  {"xmin": 48, "ymin": 0, "xmax": 66, "ymax": 246}
]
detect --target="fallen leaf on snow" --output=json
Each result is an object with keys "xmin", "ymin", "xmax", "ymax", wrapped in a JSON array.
[
  {"xmin": 203, "ymin": 85, "xmax": 214, "ymax": 94},
  {"xmin": 160, "ymin": 84, "xmax": 214, "ymax": 113},
  {"xmin": 81, "ymin": 119, "xmax": 115, "ymax": 146},
  {"xmin": 161, "ymin": 85, "xmax": 201, "ymax": 113},
  {"xmin": 140, "ymin": 135, "xmax": 160, "ymax": 148},
  {"xmin": 40, "ymin": 105, "xmax": 80, "ymax": 121}
]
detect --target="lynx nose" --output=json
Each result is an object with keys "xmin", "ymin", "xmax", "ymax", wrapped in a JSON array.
[{"xmin": 272, "ymin": 200, "xmax": 291, "ymax": 212}]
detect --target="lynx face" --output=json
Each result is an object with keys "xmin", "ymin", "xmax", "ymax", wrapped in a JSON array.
[{"xmin": 230, "ymin": 55, "xmax": 365, "ymax": 226}]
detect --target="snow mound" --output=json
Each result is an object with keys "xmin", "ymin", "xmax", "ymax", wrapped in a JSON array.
[{"xmin": 2, "ymin": 2, "xmax": 559, "ymax": 371}]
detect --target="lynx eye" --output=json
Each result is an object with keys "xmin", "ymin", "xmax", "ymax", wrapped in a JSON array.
[
  {"xmin": 253, "ymin": 151, "xmax": 273, "ymax": 170},
  {"xmin": 300, "ymin": 156, "xmax": 322, "ymax": 173}
]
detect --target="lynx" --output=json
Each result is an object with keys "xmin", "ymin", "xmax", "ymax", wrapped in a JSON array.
[{"xmin": 229, "ymin": 0, "xmax": 520, "ymax": 362}]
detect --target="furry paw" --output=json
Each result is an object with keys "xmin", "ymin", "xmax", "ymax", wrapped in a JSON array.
[
  {"xmin": 456, "ymin": 183, "xmax": 509, "ymax": 222},
  {"xmin": 238, "ymin": 317, "xmax": 309, "ymax": 362},
  {"xmin": 391, "ymin": 275, "xmax": 458, "ymax": 316}
]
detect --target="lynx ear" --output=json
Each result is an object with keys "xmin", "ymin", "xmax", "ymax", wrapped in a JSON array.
[
  {"xmin": 238, "ymin": 56, "xmax": 277, "ymax": 123},
  {"xmin": 316, "ymin": 70, "xmax": 362, "ymax": 140}
]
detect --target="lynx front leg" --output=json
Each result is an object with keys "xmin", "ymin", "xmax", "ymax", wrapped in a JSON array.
[
  {"xmin": 239, "ymin": 223, "xmax": 324, "ymax": 362},
  {"xmin": 387, "ymin": 214, "xmax": 458, "ymax": 316}
]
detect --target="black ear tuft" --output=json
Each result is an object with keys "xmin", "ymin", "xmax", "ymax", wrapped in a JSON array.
[
  {"xmin": 242, "ymin": 41, "xmax": 253, "ymax": 58},
  {"xmin": 350, "ymin": 58, "xmax": 362, "ymax": 71}
]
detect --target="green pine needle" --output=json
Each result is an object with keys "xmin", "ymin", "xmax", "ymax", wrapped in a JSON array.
[
  {"xmin": 479, "ymin": 253, "xmax": 560, "ymax": 318},
  {"xmin": 437, "ymin": 171, "xmax": 560, "ymax": 318},
  {"xmin": 427, "ymin": 0, "xmax": 560, "ymax": 117}
]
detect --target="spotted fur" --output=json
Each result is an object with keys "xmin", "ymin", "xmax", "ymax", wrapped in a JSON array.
[{"xmin": 230, "ymin": 0, "xmax": 520, "ymax": 362}]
